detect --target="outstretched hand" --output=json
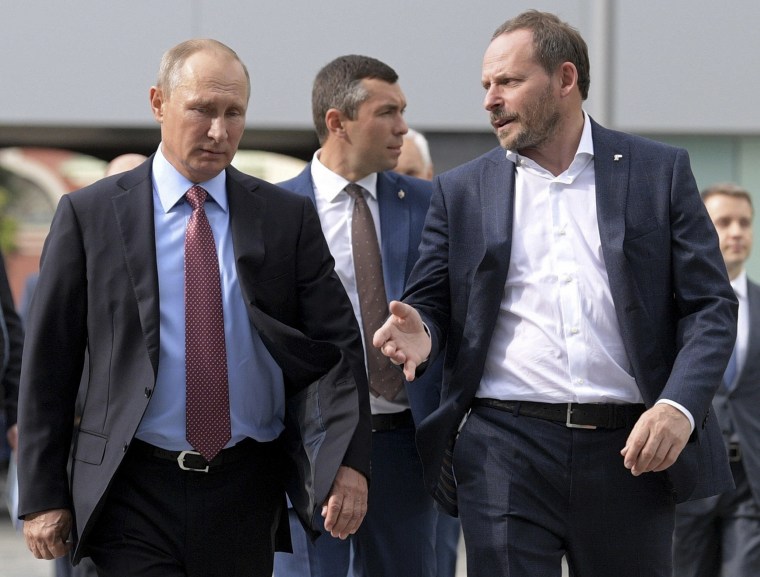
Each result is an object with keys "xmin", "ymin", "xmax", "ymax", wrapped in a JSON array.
[{"xmin": 372, "ymin": 301, "xmax": 431, "ymax": 382}]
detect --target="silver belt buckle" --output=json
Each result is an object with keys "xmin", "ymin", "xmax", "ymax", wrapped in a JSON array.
[
  {"xmin": 566, "ymin": 403, "xmax": 597, "ymax": 429},
  {"xmin": 177, "ymin": 449, "xmax": 209, "ymax": 472}
]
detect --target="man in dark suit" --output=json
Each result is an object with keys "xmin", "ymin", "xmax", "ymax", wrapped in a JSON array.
[
  {"xmin": 17, "ymin": 39, "xmax": 371, "ymax": 577},
  {"xmin": 674, "ymin": 182, "xmax": 760, "ymax": 576},
  {"xmin": 374, "ymin": 10, "xmax": 737, "ymax": 577},
  {"xmin": 0, "ymin": 249, "xmax": 22, "ymax": 467},
  {"xmin": 273, "ymin": 55, "xmax": 441, "ymax": 577}
]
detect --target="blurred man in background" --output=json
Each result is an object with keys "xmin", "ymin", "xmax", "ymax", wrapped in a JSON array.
[{"xmin": 674, "ymin": 183, "xmax": 760, "ymax": 576}]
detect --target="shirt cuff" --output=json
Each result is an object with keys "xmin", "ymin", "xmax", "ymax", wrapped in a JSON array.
[{"xmin": 655, "ymin": 399, "xmax": 695, "ymax": 433}]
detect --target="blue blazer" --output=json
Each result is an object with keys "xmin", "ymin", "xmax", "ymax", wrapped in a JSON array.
[
  {"xmin": 279, "ymin": 166, "xmax": 441, "ymax": 425},
  {"xmin": 406, "ymin": 120, "xmax": 737, "ymax": 513}
]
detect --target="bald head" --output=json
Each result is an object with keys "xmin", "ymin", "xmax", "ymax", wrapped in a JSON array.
[
  {"xmin": 105, "ymin": 153, "xmax": 148, "ymax": 177},
  {"xmin": 396, "ymin": 129, "xmax": 433, "ymax": 180}
]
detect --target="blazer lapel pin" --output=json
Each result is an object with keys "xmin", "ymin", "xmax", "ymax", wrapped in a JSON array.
[
  {"xmin": 613, "ymin": 154, "xmax": 623, "ymax": 161},
  {"xmin": 398, "ymin": 189, "xmax": 406, "ymax": 199}
]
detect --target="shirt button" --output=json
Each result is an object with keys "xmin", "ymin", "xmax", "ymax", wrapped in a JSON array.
[{"xmin": 570, "ymin": 327, "xmax": 579, "ymax": 335}]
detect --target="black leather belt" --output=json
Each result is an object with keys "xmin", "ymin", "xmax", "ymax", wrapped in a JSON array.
[
  {"xmin": 130, "ymin": 438, "xmax": 255, "ymax": 472},
  {"xmin": 372, "ymin": 409, "xmax": 413, "ymax": 432},
  {"xmin": 474, "ymin": 398, "xmax": 645, "ymax": 430},
  {"xmin": 728, "ymin": 441, "xmax": 742, "ymax": 462}
]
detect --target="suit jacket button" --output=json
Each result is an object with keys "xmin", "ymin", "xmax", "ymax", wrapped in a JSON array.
[
  {"xmin": 145, "ymin": 387, "xmax": 153, "ymax": 398},
  {"xmin": 123, "ymin": 443, "xmax": 129, "ymax": 452}
]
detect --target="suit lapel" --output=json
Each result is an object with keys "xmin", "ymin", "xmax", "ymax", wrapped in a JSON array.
[
  {"xmin": 592, "ymin": 122, "xmax": 634, "ymax": 314},
  {"xmin": 111, "ymin": 171, "xmax": 160, "ymax": 374},
  {"xmin": 377, "ymin": 172, "xmax": 410, "ymax": 300},
  {"xmin": 227, "ymin": 168, "xmax": 265, "ymax": 307},
  {"xmin": 281, "ymin": 165, "xmax": 318, "ymax": 201}
]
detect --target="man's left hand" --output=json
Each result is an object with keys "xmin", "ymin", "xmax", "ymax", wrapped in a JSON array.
[
  {"xmin": 321, "ymin": 465, "xmax": 368, "ymax": 539},
  {"xmin": 621, "ymin": 403, "xmax": 691, "ymax": 476}
]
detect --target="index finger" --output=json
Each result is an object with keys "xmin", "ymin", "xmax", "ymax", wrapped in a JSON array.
[{"xmin": 621, "ymin": 424, "xmax": 651, "ymax": 474}]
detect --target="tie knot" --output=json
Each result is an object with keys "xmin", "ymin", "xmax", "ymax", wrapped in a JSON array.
[
  {"xmin": 344, "ymin": 183, "xmax": 366, "ymax": 201},
  {"xmin": 186, "ymin": 185, "xmax": 208, "ymax": 210}
]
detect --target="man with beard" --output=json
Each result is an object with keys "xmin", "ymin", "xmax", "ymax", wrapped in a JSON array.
[{"xmin": 373, "ymin": 10, "xmax": 736, "ymax": 577}]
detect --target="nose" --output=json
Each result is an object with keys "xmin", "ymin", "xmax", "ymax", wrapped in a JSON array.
[
  {"xmin": 207, "ymin": 116, "xmax": 227, "ymax": 142},
  {"xmin": 483, "ymin": 85, "xmax": 501, "ymax": 111},
  {"xmin": 397, "ymin": 114, "xmax": 408, "ymax": 136}
]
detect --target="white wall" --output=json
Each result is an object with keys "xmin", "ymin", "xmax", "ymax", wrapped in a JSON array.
[{"xmin": 6, "ymin": 0, "xmax": 754, "ymax": 135}]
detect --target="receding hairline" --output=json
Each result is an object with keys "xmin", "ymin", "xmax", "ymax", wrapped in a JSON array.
[{"xmin": 157, "ymin": 39, "xmax": 250, "ymax": 99}]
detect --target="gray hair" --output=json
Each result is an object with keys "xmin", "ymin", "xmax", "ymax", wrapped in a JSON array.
[{"xmin": 405, "ymin": 128, "xmax": 432, "ymax": 170}]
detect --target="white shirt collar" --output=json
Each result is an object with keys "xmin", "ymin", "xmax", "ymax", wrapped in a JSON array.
[
  {"xmin": 505, "ymin": 111, "xmax": 594, "ymax": 178},
  {"xmin": 310, "ymin": 150, "xmax": 378, "ymax": 203},
  {"xmin": 731, "ymin": 269, "xmax": 748, "ymax": 300}
]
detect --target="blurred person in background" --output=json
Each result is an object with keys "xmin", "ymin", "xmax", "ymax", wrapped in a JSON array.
[
  {"xmin": 674, "ymin": 183, "xmax": 760, "ymax": 576},
  {"xmin": 0, "ymin": 248, "xmax": 22, "ymax": 484},
  {"xmin": 104, "ymin": 153, "xmax": 148, "ymax": 177},
  {"xmin": 395, "ymin": 128, "xmax": 434, "ymax": 181}
]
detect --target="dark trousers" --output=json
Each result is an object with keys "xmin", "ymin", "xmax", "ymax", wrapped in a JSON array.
[
  {"xmin": 454, "ymin": 405, "xmax": 676, "ymax": 577},
  {"xmin": 674, "ymin": 460, "xmax": 760, "ymax": 577},
  {"xmin": 86, "ymin": 438, "xmax": 285, "ymax": 577}
]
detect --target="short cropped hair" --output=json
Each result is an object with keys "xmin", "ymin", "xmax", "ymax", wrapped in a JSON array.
[
  {"xmin": 312, "ymin": 55, "xmax": 398, "ymax": 144},
  {"xmin": 701, "ymin": 182, "xmax": 754, "ymax": 215},
  {"xmin": 492, "ymin": 10, "xmax": 590, "ymax": 100},
  {"xmin": 157, "ymin": 38, "xmax": 250, "ymax": 100}
]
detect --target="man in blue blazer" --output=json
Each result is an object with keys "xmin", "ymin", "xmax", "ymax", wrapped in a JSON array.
[
  {"xmin": 374, "ymin": 11, "xmax": 736, "ymax": 577},
  {"xmin": 274, "ymin": 55, "xmax": 441, "ymax": 577},
  {"xmin": 674, "ymin": 183, "xmax": 760, "ymax": 576}
]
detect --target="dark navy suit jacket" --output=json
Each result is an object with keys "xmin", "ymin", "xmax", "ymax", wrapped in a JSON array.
[
  {"xmin": 405, "ymin": 119, "xmax": 737, "ymax": 514},
  {"xmin": 712, "ymin": 278, "xmax": 760, "ymax": 504}
]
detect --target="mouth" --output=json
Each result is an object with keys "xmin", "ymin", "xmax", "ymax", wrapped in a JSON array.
[
  {"xmin": 491, "ymin": 112, "xmax": 516, "ymax": 131},
  {"xmin": 199, "ymin": 149, "xmax": 225, "ymax": 158}
]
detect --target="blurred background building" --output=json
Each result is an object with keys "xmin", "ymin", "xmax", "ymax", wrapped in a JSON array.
[{"xmin": 2, "ymin": 0, "xmax": 760, "ymax": 296}]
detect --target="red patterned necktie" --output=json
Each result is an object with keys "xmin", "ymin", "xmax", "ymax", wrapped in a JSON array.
[
  {"xmin": 184, "ymin": 185, "xmax": 231, "ymax": 461},
  {"xmin": 345, "ymin": 183, "xmax": 404, "ymax": 401}
]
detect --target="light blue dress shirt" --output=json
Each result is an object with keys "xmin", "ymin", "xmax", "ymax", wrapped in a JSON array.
[{"xmin": 135, "ymin": 147, "xmax": 285, "ymax": 450}]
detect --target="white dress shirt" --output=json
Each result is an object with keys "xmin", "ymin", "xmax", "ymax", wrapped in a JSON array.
[
  {"xmin": 731, "ymin": 270, "xmax": 748, "ymax": 377},
  {"xmin": 310, "ymin": 151, "xmax": 409, "ymax": 415},
  {"xmin": 477, "ymin": 113, "xmax": 693, "ymax": 429}
]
